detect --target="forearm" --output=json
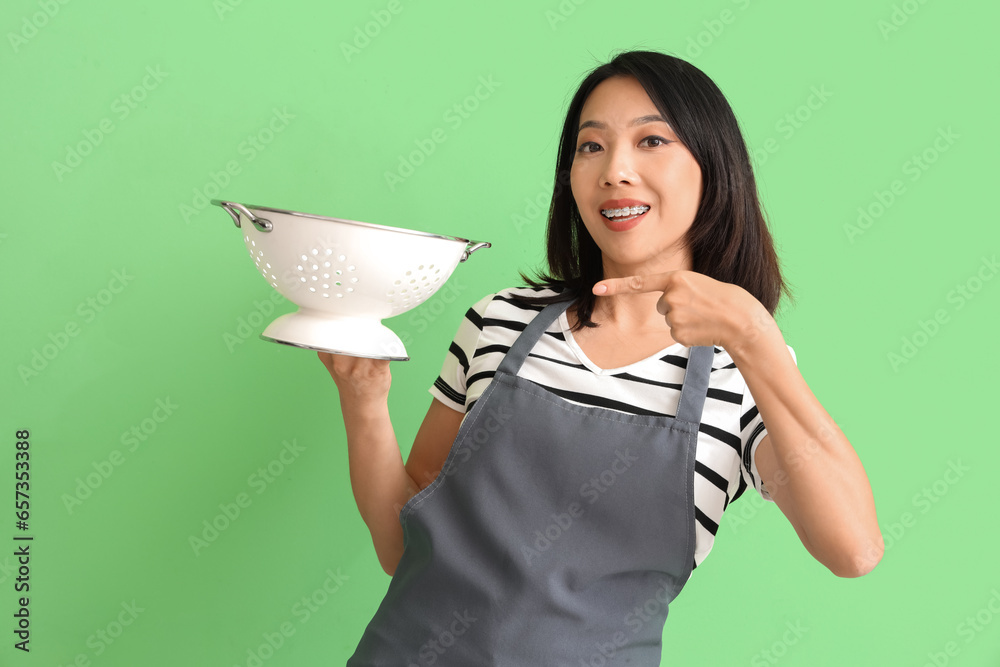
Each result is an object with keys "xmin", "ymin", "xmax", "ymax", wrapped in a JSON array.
[
  {"xmin": 339, "ymin": 396, "xmax": 421, "ymax": 576},
  {"xmin": 729, "ymin": 310, "xmax": 883, "ymax": 576}
]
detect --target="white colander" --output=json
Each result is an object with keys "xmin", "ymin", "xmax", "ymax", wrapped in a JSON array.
[{"xmin": 213, "ymin": 200, "xmax": 490, "ymax": 360}]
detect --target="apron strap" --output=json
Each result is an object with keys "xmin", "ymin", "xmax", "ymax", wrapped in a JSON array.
[
  {"xmin": 496, "ymin": 299, "xmax": 573, "ymax": 377},
  {"xmin": 674, "ymin": 344, "xmax": 714, "ymax": 424}
]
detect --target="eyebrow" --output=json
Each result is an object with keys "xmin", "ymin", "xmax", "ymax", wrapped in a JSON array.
[{"xmin": 578, "ymin": 114, "xmax": 671, "ymax": 132}]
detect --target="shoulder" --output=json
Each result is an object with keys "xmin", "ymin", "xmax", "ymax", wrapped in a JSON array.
[
  {"xmin": 469, "ymin": 285, "xmax": 569, "ymax": 320},
  {"xmin": 490, "ymin": 284, "xmax": 568, "ymax": 302}
]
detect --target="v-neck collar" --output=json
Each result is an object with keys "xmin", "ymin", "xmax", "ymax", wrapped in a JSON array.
[{"xmin": 556, "ymin": 310, "xmax": 685, "ymax": 377}]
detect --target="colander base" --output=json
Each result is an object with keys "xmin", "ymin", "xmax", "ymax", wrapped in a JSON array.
[{"xmin": 260, "ymin": 310, "xmax": 409, "ymax": 361}]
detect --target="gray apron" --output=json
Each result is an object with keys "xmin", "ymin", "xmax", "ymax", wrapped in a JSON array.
[{"xmin": 348, "ymin": 298, "xmax": 714, "ymax": 666}]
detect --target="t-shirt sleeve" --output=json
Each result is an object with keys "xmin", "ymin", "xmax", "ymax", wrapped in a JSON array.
[
  {"xmin": 739, "ymin": 344, "xmax": 797, "ymax": 502},
  {"xmin": 427, "ymin": 293, "xmax": 494, "ymax": 413}
]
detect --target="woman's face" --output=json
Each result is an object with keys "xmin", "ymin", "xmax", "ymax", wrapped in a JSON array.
[{"xmin": 570, "ymin": 75, "xmax": 703, "ymax": 276}]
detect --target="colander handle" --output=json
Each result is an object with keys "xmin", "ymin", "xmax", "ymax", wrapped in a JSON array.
[
  {"xmin": 212, "ymin": 200, "xmax": 273, "ymax": 233},
  {"xmin": 460, "ymin": 241, "xmax": 491, "ymax": 262}
]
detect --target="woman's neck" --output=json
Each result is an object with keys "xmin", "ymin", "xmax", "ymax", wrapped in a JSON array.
[{"xmin": 588, "ymin": 254, "xmax": 692, "ymax": 332}]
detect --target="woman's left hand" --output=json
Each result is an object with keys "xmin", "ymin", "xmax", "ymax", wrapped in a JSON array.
[{"xmin": 593, "ymin": 270, "xmax": 775, "ymax": 351}]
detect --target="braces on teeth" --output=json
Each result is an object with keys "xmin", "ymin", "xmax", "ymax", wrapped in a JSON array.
[{"xmin": 602, "ymin": 205, "xmax": 650, "ymax": 218}]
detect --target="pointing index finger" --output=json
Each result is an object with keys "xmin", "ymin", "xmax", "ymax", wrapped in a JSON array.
[{"xmin": 593, "ymin": 272, "xmax": 673, "ymax": 296}]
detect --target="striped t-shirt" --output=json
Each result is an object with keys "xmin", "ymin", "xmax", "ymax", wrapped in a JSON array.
[{"xmin": 428, "ymin": 286, "xmax": 798, "ymax": 570}]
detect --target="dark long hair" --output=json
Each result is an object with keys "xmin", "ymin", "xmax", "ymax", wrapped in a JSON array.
[{"xmin": 516, "ymin": 49, "xmax": 793, "ymax": 330}]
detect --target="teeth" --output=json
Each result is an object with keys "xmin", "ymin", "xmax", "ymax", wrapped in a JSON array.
[{"xmin": 601, "ymin": 205, "xmax": 650, "ymax": 218}]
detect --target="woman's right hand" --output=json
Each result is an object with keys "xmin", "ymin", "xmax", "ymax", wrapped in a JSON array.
[{"xmin": 317, "ymin": 352, "xmax": 392, "ymax": 403}]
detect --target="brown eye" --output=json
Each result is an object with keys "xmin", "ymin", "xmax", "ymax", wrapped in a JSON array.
[{"xmin": 641, "ymin": 136, "xmax": 669, "ymax": 148}]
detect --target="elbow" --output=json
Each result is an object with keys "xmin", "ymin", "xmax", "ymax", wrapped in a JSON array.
[
  {"xmin": 378, "ymin": 551, "xmax": 399, "ymax": 577},
  {"xmin": 378, "ymin": 553, "xmax": 398, "ymax": 577},
  {"xmin": 378, "ymin": 548, "xmax": 403, "ymax": 577},
  {"xmin": 827, "ymin": 534, "xmax": 885, "ymax": 578}
]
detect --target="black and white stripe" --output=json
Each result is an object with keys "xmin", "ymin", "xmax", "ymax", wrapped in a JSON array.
[{"xmin": 428, "ymin": 287, "xmax": 797, "ymax": 570}]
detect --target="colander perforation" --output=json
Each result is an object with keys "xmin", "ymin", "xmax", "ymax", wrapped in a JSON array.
[
  {"xmin": 289, "ymin": 245, "xmax": 360, "ymax": 299},
  {"xmin": 247, "ymin": 234, "xmax": 279, "ymax": 287},
  {"xmin": 387, "ymin": 263, "xmax": 442, "ymax": 314}
]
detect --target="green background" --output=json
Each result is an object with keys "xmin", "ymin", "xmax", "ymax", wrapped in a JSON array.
[{"xmin": 1, "ymin": 0, "xmax": 997, "ymax": 664}]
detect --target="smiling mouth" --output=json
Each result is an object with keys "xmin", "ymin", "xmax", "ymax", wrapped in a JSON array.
[{"xmin": 601, "ymin": 205, "xmax": 651, "ymax": 222}]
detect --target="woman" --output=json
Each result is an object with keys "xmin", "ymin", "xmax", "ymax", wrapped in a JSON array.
[{"xmin": 321, "ymin": 50, "xmax": 883, "ymax": 665}]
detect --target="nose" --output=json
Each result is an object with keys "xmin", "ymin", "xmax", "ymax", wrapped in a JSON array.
[{"xmin": 599, "ymin": 143, "xmax": 638, "ymax": 186}]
